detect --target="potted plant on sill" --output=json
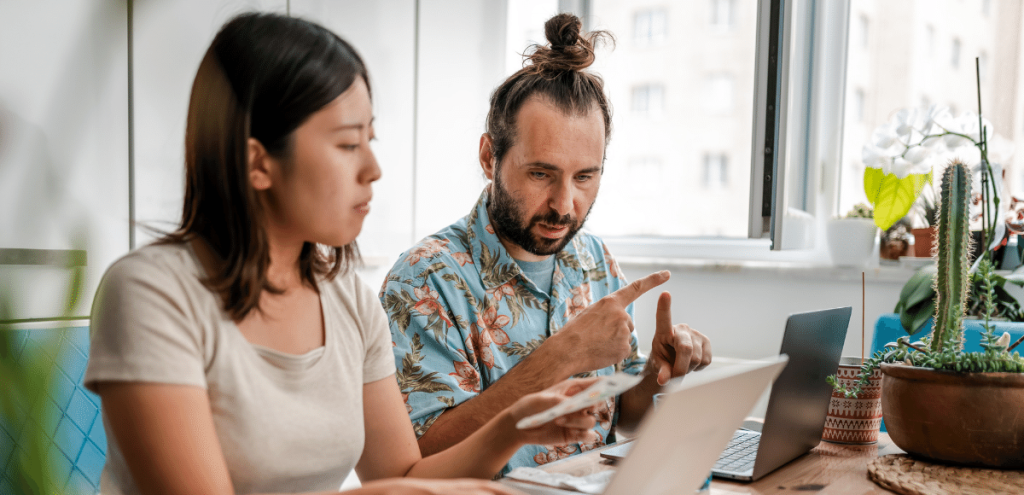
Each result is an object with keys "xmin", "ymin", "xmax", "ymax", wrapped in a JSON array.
[
  {"xmin": 827, "ymin": 203, "xmax": 878, "ymax": 267},
  {"xmin": 830, "ymin": 161, "xmax": 1024, "ymax": 468}
]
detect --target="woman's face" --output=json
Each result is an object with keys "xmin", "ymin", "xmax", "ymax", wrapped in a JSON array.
[{"xmin": 260, "ymin": 77, "xmax": 380, "ymax": 247}]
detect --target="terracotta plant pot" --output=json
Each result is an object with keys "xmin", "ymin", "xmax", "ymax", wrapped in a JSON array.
[
  {"xmin": 880, "ymin": 362, "xmax": 1024, "ymax": 468},
  {"xmin": 822, "ymin": 357, "xmax": 883, "ymax": 444},
  {"xmin": 911, "ymin": 227, "xmax": 935, "ymax": 258}
]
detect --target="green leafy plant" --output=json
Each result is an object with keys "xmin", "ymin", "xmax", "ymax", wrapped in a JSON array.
[
  {"xmin": 1, "ymin": 258, "xmax": 86, "ymax": 494},
  {"xmin": 830, "ymin": 162, "xmax": 1024, "ymax": 398}
]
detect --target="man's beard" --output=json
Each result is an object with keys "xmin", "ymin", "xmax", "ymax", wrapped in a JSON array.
[{"xmin": 487, "ymin": 174, "xmax": 593, "ymax": 256}]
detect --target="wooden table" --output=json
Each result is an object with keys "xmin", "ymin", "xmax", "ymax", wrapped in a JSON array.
[{"xmin": 531, "ymin": 434, "xmax": 904, "ymax": 494}]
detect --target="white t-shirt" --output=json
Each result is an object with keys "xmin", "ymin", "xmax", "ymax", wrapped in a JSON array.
[{"xmin": 84, "ymin": 242, "xmax": 396, "ymax": 494}]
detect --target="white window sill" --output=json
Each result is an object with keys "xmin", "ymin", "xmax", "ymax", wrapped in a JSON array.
[{"xmin": 615, "ymin": 256, "xmax": 920, "ymax": 283}]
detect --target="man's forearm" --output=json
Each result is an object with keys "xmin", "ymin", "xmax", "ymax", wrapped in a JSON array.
[
  {"xmin": 417, "ymin": 342, "xmax": 576, "ymax": 456},
  {"xmin": 616, "ymin": 368, "xmax": 661, "ymax": 434}
]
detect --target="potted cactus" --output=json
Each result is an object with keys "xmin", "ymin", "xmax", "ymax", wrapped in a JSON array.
[{"xmin": 830, "ymin": 160, "xmax": 1024, "ymax": 469}]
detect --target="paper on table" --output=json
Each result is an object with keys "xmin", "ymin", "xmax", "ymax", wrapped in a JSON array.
[
  {"xmin": 515, "ymin": 372, "xmax": 644, "ymax": 430},
  {"xmin": 506, "ymin": 467, "xmax": 615, "ymax": 494}
]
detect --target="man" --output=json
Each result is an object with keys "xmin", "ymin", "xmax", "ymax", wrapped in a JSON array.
[{"xmin": 380, "ymin": 13, "xmax": 712, "ymax": 473}]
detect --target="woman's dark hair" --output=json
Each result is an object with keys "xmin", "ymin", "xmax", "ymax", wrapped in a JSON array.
[
  {"xmin": 163, "ymin": 12, "xmax": 368, "ymax": 320},
  {"xmin": 485, "ymin": 13, "xmax": 614, "ymax": 167}
]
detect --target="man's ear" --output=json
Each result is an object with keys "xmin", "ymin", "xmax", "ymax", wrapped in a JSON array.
[
  {"xmin": 479, "ymin": 133, "xmax": 497, "ymax": 181},
  {"xmin": 248, "ymin": 138, "xmax": 272, "ymax": 191}
]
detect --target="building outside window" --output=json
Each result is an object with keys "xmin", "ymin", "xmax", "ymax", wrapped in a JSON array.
[
  {"xmin": 857, "ymin": 14, "xmax": 869, "ymax": 49},
  {"xmin": 951, "ymin": 37, "xmax": 961, "ymax": 68},
  {"xmin": 632, "ymin": 84, "xmax": 664, "ymax": 116},
  {"xmin": 703, "ymin": 153, "xmax": 728, "ymax": 189},
  {"xmin": 634, "ymin": 8, "xmax": 667, "ymax": 46},
  {"xmin": 926, "ymin": 24, "xmax": 934, "ymax": 58},
  {"xmin": 853, "ymin": 88, "xmax": 865, "ymax": 123},
  {"xmin": 710, "ymin": 0, "xmax": 734, "ymax": 29}
]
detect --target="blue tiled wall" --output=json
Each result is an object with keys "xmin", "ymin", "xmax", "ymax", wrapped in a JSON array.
[{"xmin": 1, "ymin": 326, "xmax": 106, "ymax": 494}]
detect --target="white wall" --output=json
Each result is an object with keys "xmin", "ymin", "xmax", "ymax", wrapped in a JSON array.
[
  {"xmin": 620, "ymin": 261, "xmax": 910, "ymax": 360},
  {"xmin": 0, "ymin": 1, "xmax": 129, "ymax": 318}
]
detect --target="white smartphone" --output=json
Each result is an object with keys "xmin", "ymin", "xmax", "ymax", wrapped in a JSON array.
[{"xmin": 515, "ymin": 372, "xmax": 645, "ymax": 430}]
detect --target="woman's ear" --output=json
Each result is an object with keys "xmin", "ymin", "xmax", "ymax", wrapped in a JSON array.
[
  {"xmin": 479, "ymin": 133, "xmax": 497, "ymax": 181},
  {"xmin": 248, "ymin": 138, "xmax": 272, "ymax": 190}
]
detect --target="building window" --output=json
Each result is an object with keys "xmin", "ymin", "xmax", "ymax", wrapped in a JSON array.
[
  {"xmin": 710, "ymin": 0, "xmax": 734, "ymax": 29},
  {"xmin": 632, "ymin": 84, "xmax": 664, "ymax": 115},
  {"xmin": 635, "ymin": 9, "xmax": 667, "ymax": 46},
  {"xmin": 856, "ymin": 14, "xmax": 869, "ymax": 49},
  {"xmin": 925, "ymin": 25, "xmax": 935, "ymax": 58},
  {"xmin": 703, "ymin": 154, "xmax": 728, "ymax": 189},
  {"xmin": 853, "ymin": 88, "xmax": 865, "ymax": 123},
  {"xmin": 951, "ymin": 37, "xmax": 961, "ymax": 68},
  {"xmin": 705, "ymin": 74, "xmax": 735, "ymax": 114}
]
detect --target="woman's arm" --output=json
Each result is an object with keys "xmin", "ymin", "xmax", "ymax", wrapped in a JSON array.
[
  {"xmin": 356, "ymin": 375, "xmax": 601, "ymax": 481},
  {"xmin": 96, "ymin": 382, "xmax": 235, "ymax": 495},
  {"xmin": 98, "ymin": 382, "xmax": 521, "ymax": 495}
]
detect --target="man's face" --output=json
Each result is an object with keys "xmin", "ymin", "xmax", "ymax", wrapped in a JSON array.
[{"xmin": 482, "ymin": 97, "xmax": 605, "ymax": 260}]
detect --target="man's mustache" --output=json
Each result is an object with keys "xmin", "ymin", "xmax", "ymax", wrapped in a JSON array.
[{"xmin": 531, "ymin": 211, "xmax": 576, "ymax": 228}]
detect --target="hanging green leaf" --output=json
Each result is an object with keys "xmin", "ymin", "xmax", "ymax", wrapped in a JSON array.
[{"xmin": 864, "ymin": 168, "xmax": 931, "ymax": 230}]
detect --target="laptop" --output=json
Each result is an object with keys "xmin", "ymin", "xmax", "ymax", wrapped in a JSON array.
[
  {"xmin": 601, "ymin": 306, "xmax": 851, "ymax": 482},
  {"xmin": 502, "ymin": 355, "xmax": 789, "ymax": 495}
]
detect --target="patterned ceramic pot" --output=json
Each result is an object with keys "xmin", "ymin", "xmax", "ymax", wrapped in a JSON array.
[{"xmin": 822, "ymin": 357, "xmax": 883, "ymax": 444}]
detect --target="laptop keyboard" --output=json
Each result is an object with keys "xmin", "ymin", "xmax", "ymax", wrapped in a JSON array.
[{"xmin": 714, "ymin": 430, "xmax": 760, "ymax": 473}]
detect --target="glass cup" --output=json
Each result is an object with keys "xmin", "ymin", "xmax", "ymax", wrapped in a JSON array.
[{"xmin": 652, "ymin": 393, "xmax": 713, "ymax": 493}]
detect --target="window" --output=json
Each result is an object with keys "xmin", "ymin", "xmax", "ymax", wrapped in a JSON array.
[
  {"xmin": 703, "ymin": 154, "xmax": 728, "ymax": 189},
  {"xmin": 631, "ymin": 84, "xmax": 664, "ymax": 116},
  {"xmin": 588, "ymin": 0, "xmax": 758, "ymax": 240},
  {"xmin": 710, "ymin": 0, "xmax": 734, "ymax": 29},
  {"xmin": 856, "ymin": 14, "xmax": 869, "ymax": 49},
  {"xmin": 925, "ymin": 24, "xmax": 935, "ymax": 58},
  {"xmin": 634, "ymin": 8, "xmax": 667, "ymax": 46},
  {"xmin": 838, "ymin": 2, "xmax": 1021, "ymax": 224},
  {"xmin": 951, "ymin": 37, "xmax": 961, "ymax": 68},
  {"xmin": 705, "ymin": 74, "xmax": 734, "ymax": 114},
  {"xmin": 853, "ymin": 88, "xmax": 865, "ymax": 123}
]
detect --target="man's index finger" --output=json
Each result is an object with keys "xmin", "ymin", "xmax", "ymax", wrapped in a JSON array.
[{"xmin": 611, "ymin": 270, "xmax": 670, "ymax": 305}]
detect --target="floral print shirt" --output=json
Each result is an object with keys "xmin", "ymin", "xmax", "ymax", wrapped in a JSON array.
[{"xmin": 380, "ymin": 188, "xmax": 646, "ymax": 474}]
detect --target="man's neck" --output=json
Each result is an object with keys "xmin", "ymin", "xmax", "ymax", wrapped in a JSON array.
[{"xmin": 494, "ymin": 234, "xmax": 552, "ymax": 263}]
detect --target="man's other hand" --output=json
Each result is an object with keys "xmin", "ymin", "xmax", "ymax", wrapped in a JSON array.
[{"xmin": 649, "ymin": 291, "xmax": 712, "ymax": 385}]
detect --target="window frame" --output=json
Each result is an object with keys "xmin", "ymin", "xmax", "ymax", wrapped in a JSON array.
[{"xmin": 601, "ymin": 0, "xmax": 852, "ymax": 261}]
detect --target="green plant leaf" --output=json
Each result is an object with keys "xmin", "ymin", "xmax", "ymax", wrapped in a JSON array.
[
  {"xmin": 898, "ymin": 265, "xmax": 937, "ymax": 310},
  {"xmin": 864, "ymin": 168, "xmax": 930, "ymax": 230}
]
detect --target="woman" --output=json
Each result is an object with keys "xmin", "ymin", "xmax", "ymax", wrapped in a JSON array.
[{"xmin": 85, "ymin": 12, "xmax": 598, "ymax": 495}]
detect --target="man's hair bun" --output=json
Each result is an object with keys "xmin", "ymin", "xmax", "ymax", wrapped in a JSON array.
[{"xmin": 526, "ymin": 13, "xmax": 613, "ymax": 75}]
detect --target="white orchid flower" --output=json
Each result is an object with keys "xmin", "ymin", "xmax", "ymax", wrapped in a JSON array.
[
  {"xmin": 891, "ymin": 156, "xmax": 931, "ymax": 178},
  {"xmin": 919, "ymin": 104, "xmax": 952, "ymax": 130},
  {"xmin": 892, "ymin": 108, "xmax": 919, "ymax": 137},
  {"xmin": 943, "ymin": 131, "xmax": 973, "ymax": 149},
  {"xmin": 957, "ymin": 111, "xmax": 994, "ymax": 143},
  {"xmin": 997, "ymin": 332, "xmax": 1011, "ymax": 348},
  {"xmin": 952, "ymin": 145, "xmax": 982, "ymax": 166},
  {"xmin": 904, "ymin": 146, "xmax": 929, "ymax": 164},
  {"xmin": 870, "ymin": 125, "xmax": 900, "ymax": 149},
  {"xmin": 988, "ymin": 135, "xmax": 1016, "ymax": 163}
]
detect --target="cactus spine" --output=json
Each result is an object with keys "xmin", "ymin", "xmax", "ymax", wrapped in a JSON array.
[{"xmin": 932, "ymin": 160, "xmax": 972, "ymax": 353}]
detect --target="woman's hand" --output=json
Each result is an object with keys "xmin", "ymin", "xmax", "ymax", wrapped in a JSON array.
[
  {"xmin": 506, "ymin": 376, "xmax": 603, "ymax": 446},
  {"xmin": 360, "ymin": 478, "xmax": 526, "ymax": 494}
]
